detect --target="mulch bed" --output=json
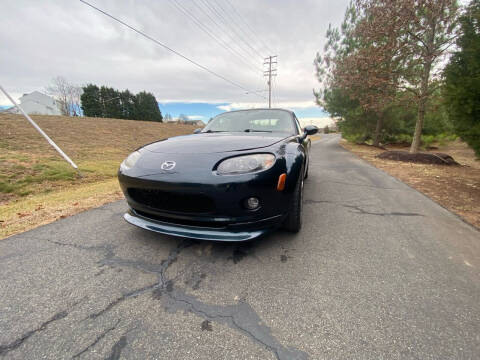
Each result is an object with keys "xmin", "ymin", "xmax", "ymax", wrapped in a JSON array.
[{"xmin": 377, "ymin": 151, "xmax": 460, "ymax": 165}]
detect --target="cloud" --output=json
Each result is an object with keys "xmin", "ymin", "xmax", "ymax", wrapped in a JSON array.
[
  {"xmin": 0, "ymin": 92, "xmax": 24, "ymax": 107},
  {"xmin": 298, "ymin": 117, "xmax": 335, "ymax": 128},
  {"xmin": 0, "ymin": 0, "xmax": 349, "ymax": 107},
  {"xmin": 217, "ymin": 104, "xmax": 233, "ymax": 111},
  {"xmin": 217, "ymin": 100, "xmax": 321, "ymax": 112},
  {"xmin": 187, "ymin": 115, "xmax": 204, "ymax": 120}
]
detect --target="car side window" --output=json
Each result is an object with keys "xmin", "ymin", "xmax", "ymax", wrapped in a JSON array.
[{"xmin": 294, "ymin": 116, "xmax": 302, "ymax": 135}]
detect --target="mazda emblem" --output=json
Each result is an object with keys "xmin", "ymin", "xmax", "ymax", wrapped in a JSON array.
[{"xmin": 161, "ymin": 161, "xmax": 176, "ymax": 170}]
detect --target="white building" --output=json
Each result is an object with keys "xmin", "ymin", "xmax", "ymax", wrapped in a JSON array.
[{"xmin": 3, "ymin": 91, "xmax": 62, "ymax": 116}]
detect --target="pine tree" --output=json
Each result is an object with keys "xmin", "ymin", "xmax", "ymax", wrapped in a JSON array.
[
  {"xmin": 80, "ymin": 84, "xmax": 102, "ymax": 117},
  {"xmin": 444, "ymin": 0, "xmax": 480, "ymax": 157},
  {"xmin": 134, "ymin": 91, "xmax": 163, "ymax": 122},
  {"xmin": 80, "ymin": 85, "xmax": 162, "ymax": 122},
  {"xmin": 119, "ymin": 90, "xmax": 136, "ymax": 119},
  {"xmin": 99, "ymin": 86, "xmax": 122, "ymax": 119}
]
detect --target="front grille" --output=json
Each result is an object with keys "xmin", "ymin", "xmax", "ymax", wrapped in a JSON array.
[{"xmin": 128, "ymin": 188, "xmax": 215, "ymax": 214}]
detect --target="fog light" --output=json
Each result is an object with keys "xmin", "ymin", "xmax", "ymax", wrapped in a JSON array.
[{"xmin": 245, "ymin": 197, "xmax": 260, "ymax": 210}]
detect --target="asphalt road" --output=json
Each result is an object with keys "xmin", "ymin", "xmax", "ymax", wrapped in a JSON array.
[{"xmin": 1, "ymin": 134, "xmax": 479, "ymax": 360}]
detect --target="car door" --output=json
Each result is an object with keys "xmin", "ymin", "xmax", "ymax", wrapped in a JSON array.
[{"xmin": 293, "ymin": 115, "xmax": 310, "ymax": 175}]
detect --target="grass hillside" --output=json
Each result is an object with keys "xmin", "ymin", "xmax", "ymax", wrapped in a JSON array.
[{"xmin": 0, "ymin": 114, "xmax": 197, "ymax": 238}]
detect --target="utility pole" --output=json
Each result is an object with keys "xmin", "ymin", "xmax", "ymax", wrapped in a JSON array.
[
  {"xmin": 264, "ymin": 55, "xmax": 277, "ymax": 108},
  {"xmin": 102, "ymin": 96, "xmax": 120, "ymax": 117}
]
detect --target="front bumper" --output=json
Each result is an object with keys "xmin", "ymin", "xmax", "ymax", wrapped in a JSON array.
[{"xmin": 124, "ymin": 208, "xmax": 285, "ymax": 241}]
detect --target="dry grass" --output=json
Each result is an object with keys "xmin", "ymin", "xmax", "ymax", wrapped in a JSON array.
[
  {"xmin": 0, "ymin": 114, "xmax": 197, "ymax": 238},
  {"xmin": 0, "ymin": 179, "xmax": 123, "ymax": 239},
  {"xmin": 341, "ymin": 139, "xmax": 480, "ymax": 228}
]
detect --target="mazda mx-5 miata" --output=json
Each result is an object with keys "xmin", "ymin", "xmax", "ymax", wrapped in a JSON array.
[{"xmin": 118, "ymin": 108, "xmax": 318, "ymax": 241}]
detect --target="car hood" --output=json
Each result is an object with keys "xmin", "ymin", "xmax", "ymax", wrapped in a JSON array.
[{"xmin": 143, "ymin": 133, "xmax": 288, "ymax": 154}]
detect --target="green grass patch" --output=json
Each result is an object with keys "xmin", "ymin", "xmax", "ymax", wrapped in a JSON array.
[
  {"xmin": 0, "ymin": 161, "xmax": 77, "ymax": 197},
  {"xmin": 79, "ymin": 159, "xmax": 122, "ymax": 177},
  {"xmin": 0, "ymin": 181, "xmax": 16, "ymax": 193}
]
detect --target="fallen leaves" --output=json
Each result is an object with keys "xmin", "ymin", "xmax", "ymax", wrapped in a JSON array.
[{"xmin": 17, "ymin": 212, "xmax": 31, "ymax": 218}]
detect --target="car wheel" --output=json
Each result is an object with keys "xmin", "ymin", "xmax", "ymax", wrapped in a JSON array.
[{"xmin": 282, "ymin": 171, "xmax": 304, "ymax": 233}]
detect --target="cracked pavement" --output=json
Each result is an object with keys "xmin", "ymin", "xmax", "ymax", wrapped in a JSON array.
[{"xmin": 0, "ymin": 134, "xmax": 479, "ymax": 359}]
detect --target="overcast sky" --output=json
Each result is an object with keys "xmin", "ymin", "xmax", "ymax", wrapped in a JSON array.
[{"xmin": 0, "ymin": 0, "xmax": 349, "ymax": 120}]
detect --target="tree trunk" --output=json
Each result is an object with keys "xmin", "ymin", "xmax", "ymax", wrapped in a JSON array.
[
  {"xmin": 410, "ymin": 20, "xmax": 436, "ymax": 154},
  {"xmin": 410, "ymin": 96, "xmax": 427, "ymax": 153},
  {"xmin": 373, "ymin": 114, "xmax": 384, "ymax": 147},
  {"xmin": 410, "ymin": 47, "xmax": 434, "ymax": 153},
  {"xmin": 410, "ymin": 58, "xmax": 432, "ymax": 153}
]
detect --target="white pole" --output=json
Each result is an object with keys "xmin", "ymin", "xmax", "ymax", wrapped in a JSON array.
[{"xmin": 0, "ymin": 85, "xmax": 80, "ymax": 171}]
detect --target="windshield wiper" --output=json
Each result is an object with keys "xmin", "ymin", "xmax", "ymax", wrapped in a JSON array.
[
  {"xmin": 243, "ymin": 129, "xmax": 272, "ymax": 133},
  {"xmin": 203, "ymin": 130, "xmax": 226, "ymax": 133}
]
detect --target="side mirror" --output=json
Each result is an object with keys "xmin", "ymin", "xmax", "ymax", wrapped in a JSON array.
[
  {"xmin": 302, "ymin": 125, "xmax": 318, "ymax": 139},
  {"xmin": 193, "ymin": 128, "xmax": 202, "ymax": 134}
]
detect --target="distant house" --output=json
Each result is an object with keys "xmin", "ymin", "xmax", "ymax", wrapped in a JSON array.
[
  {"xmin": 2, "ymin": 91, "xmax": 62, "ymax": 116},
  {"xmin": 169, "ymin": 119, "xmax": 204, "ymax": 126},
  {"xmin": 191, "ymin": 120, "xmax": 205, "ymax": 126}
]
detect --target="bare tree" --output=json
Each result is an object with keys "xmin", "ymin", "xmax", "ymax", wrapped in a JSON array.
[
  {"xmin": 68, "ymin": 84, "xmax": 83, "ymax": 116},
  {"xmin": 402, "ymin": 0, "xmax": 459, "ymax": 153},
  {"xmin": 315, "ymin": 2, "xmax": 405, "ymax": 146},
  {"xmin": 355, "ymin": 0, "xmax": 459, "ymax": 153},
  {"xmin": 334, "ymin": 10, "xmax": 405, "ymax": 146},
  {"xmin": 46, "ymin": 76, "xmax": 83, "ymax": 116}
]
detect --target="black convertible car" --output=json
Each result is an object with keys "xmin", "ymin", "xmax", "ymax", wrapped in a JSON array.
[{"xmin": 118, "ymin": 108, "xmax": 318, "ymax": 241}]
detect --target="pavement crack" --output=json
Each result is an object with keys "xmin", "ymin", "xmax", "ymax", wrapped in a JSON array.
[
  {"xmin": 320, "ymin": 179, "xmax": 398, "ymax": 190},
  {"xmin": 162, "ymin": 290, "xmax": 308, "ymax": 360},
  {"xmin": 104, "ymin": 334, "xmax": 128, "ymax": 360},
  {"xmin": 76, "ymin": 238, "xmax": 307, "ymax": 360},
  {"xmin": 304, "ymin": 199, "xmax": 336, "ymax": 205},
  {"xmin": 304, "ymin": 199, "xmax": 423, "ymax": 217},
  {"xmin": 86, "ymin": 283, "xmax": 156, "ymax": 320},
  {"xmin": 72, "ymin": 319, "xmax": 120, "ymax": 359},
  {"xmin": 44, "ymin": 239, "xmax": 115, "ymax": 258},
  {"xmin": 343, "ymin": 205, "xmax": 423, "ymax": 217},
  {"xmin": 166, "ymin": 293, "xmax": 271, "ymax": 351},
  {"xmin": 0, "ymin": 310, "xmax": 68, "ymax": 356},
  {"xmin": 85, "ymin": 240, "xmax": 193, "ymax": 321}
]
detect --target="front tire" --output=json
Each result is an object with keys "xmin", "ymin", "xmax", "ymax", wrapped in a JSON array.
[{"xmin": 282, "ymin": 172, "xmax": 304, "ymax": 233}]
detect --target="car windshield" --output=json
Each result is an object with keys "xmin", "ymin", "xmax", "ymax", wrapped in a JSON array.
[{"xmin": 202, "ymin": 109, "xmax": 296, "ymax": 134}]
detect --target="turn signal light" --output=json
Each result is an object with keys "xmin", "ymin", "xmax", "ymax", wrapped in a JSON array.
[{"xmin": 277, "ymin": 173, "xmax": 287, "ymax": 191}]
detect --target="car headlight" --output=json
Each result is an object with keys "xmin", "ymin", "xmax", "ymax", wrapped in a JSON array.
[
  {"xmin": 120, "ymin": 151, "xmax": 142, "ymax": 171},
  {"xmin": 216, "ymin": 154, "xmax": 275, "ymax": 175}
]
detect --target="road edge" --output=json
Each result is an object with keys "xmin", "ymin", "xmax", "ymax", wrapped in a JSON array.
[{"xmin": 336, "ymin": 139, "xmax": 479, "ymax": 232}]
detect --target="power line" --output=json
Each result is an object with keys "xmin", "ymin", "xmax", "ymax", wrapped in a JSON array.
[
  {"xmin": 224, "ymin": 0, "xmax": 275, "ymax": 55},
  {"xmin": 195, "ymin": 0, "xmax": 263, "ymax": 62},
  {"xmin": 192, "ymin": 0, "xmax": 267, "ymax": 97},
  {"xmin": 272, "ymin": 75, "xmax": 279, "ymax": 108},
  {"xmin": 193, "ymin": 0, "xmax": 262, "ymax": 66},
  {"xmin": 169, "ymin": 0, "xmax": 261, "ymax": 73},
  {"xmin": 207, "ymin": 0, "xmax": 266, "ymax": 60},
  {"xmin": 170, "ymin": 0, "xmax": 262, "ymax": 74},
  {"xmin": 78, "ymin": 0, "xmax": 266, "ymax": 99}
]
